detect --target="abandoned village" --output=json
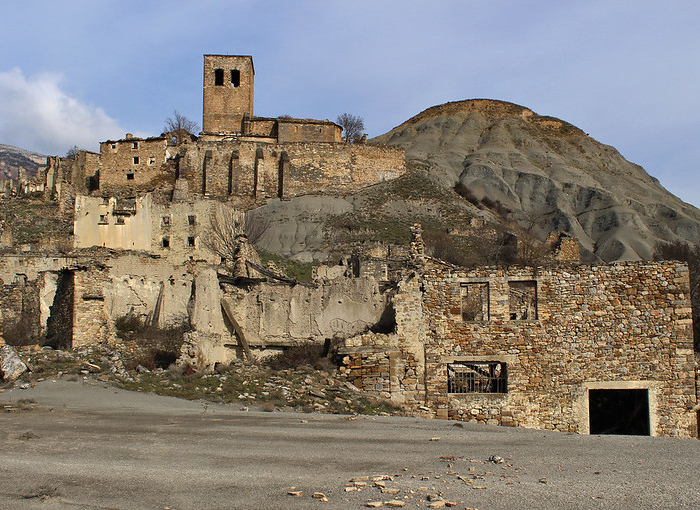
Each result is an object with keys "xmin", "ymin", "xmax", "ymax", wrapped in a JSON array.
[{"xmin": 0, "ymin": 55, "xmax": 697, "ymax": 439}]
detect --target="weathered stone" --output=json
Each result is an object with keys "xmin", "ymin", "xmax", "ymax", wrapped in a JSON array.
[{"xmin": 0, "ymin": 345, "xmax": 28, "ymax": 381}]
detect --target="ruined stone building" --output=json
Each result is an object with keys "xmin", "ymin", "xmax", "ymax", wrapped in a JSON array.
[
  {"xmin": 45, "ymin": 55, "xmax": 404, "ymax": 258},
  {"xmin": 339, "ymin": 239, "xmax": 698, "ymax": 438},
  {"xmin": 0, "ymin": 55, "xmax": 697, "ymax": 439}
]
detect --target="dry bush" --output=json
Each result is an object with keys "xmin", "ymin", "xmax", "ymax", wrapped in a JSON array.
[
  {"xmin": 265, "ymin": 343, "xmax": 326, "ymax": 370},
  {"xmin": 116, "ymin": 315, "xmax": 189, "ymax": 370},
  {"xmin": 423, "ymin": 230, "xmax": 465, "ymax": 266},
  {"xmin": 480, "ymin": 197, "xmax": 511, "ymax": 218},
  {"xmin": 454, "ymin": 182, "xmax": 480, "ymax": 205},
  {"xmin": 205, "ymin": 204, "xmax": 269, "ymax": 264}
]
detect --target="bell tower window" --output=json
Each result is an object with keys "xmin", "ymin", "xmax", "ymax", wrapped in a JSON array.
[
  {"xmin": 214, "ymin": 68, "xmax": 224, "ymax": 86},
  {"xmin": 231, "ymin": 69, "xmax": 240, "ymax": 87}
]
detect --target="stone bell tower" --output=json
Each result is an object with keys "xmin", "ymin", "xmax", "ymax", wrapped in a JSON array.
[{"xmin": 202, "ymin": 54, "xmax": 254, "ymax": 135}]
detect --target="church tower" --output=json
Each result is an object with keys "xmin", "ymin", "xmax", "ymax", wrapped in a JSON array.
[{"xmin": 202, "ymin": 55, "xmax": 254, "ymax": 134}]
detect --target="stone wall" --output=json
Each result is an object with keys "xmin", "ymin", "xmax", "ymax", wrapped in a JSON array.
[
  {"xmin": 73, "ymin": 194, "xmax": 221, "ymax": 264},
  {"xmin": 202, "ymin": 55, "xmax": 254, "ymax": 134},
  {"xmin": 98, "ymin": 136, "xmax": 174, "ymax": 195},
  {"xmin": 341, "ymin": 261, "xmax": 698, "ymax": 438},
  {"xmin": 222, "ymin": 277, "xmax": 388, "ymax": 348},
  {"xmin": 277, "ymin": 118, "xmax": 342, "ymax": 143},
  {"xmin": 180, "ymin": 140, "xmax": 405, "ymax": 200}
]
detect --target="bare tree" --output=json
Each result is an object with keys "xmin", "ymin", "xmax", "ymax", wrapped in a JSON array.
[
  {"xmin": 164, "ymin": 110, "xmax": 199, "ymax": 143},
  {"xmin": 336, "ymin": 113, "xmax": 365, "ymax": 143},
  {"xmin": 65, "ymin": 145, "xmax": 81, "ymax": 159},
  {"xmin": 204, "ymin": 204, "xmax": 269, "ymax": 265}
]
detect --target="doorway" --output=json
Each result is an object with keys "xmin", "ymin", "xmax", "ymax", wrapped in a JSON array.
[{"xmin": 589, "ymin": 389, "xmax": 650, "ymax": 435}]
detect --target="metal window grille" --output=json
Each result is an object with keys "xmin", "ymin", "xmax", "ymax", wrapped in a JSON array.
[{"xmin": 448, "ymin": 362, "xmax": 507, "ymax": 394}]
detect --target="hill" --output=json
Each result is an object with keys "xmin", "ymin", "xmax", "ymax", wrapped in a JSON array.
[
  {"xmin": 372, "ymin": 99, "xmax": 700, "ymax": 261},
  {"xmin": 0, "ymin": 143, "xmax": 46, "ymax": 180}
]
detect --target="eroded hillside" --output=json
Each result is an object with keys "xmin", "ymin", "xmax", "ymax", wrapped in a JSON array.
[{"xmin": 372, "ymin": 99, "xmax": 700, "ymax": 261}]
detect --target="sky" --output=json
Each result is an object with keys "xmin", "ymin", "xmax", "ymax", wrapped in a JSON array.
[{"xmin": 1, "ymin": 1, "xmax": 699, "ymax": 208}]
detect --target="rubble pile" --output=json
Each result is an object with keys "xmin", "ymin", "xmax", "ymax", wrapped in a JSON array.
[{"xmin": 4, "ymin": 343, "xmax": 402, "ymax": 416}]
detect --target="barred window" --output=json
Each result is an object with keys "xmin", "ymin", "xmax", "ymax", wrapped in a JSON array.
[{"xmin": 448, "ymin": 362, "xmax": 507, "ymax": 394}]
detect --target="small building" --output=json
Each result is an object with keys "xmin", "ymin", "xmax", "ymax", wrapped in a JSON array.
[{"xmin": 340, "ymin": 259, "xmax": 698, "ymax": 438}]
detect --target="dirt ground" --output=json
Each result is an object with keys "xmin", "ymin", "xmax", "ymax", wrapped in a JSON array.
[{"xmin": 1, "ymin": 379, "xmax": 699, "ymax": 510}]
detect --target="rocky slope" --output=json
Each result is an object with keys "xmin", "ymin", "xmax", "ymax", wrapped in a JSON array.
[
  {"xmin": 0, "ymin": 143, "xmax": 46, "ymax": 180},
  {"xmin": 372, "ymin": 99, "xmax": 700, "ymax": 261}
]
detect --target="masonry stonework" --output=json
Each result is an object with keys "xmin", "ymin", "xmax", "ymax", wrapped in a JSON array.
[{"xmin": 340, "ymin": 261, "xmax": 698, "ymax": 438}]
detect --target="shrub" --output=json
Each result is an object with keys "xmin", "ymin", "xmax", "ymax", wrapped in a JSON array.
[
  {"xmin": 454, "ymin": 182, "xmax": 480, "ymax": 206},
  {"xmin": 480, "ymin": 197, "xmax": 511, "ymax": 218},
  {"xmin": 423, "ymin": 230, "xmax": 465, "ymax": 266},
  {"xmin": 116, "ymin": 315, "xmax": 189, "ymax": 370},
  {"xmin": 265, "ymin": 343, "xmax": 326, "ymax": 370}
]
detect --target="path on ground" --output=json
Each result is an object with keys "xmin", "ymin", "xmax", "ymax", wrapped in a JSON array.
[{"xmin": 1, "ymin": 380, "xmax": 699, "ymax": 509}]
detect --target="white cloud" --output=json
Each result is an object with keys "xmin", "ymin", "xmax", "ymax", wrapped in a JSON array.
[{"xmin": 0, "ymin": 68, "xmax": 125, "ymax": 155}]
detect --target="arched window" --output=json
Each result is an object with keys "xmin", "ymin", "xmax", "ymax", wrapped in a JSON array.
[{"xmin": 214, "ymin": 68, "xmax": 224, "ymax": 86}]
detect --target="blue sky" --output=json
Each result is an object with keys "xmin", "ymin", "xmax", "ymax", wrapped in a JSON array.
[{"xmin": 1, "ymin": 1, "xmax": 699, "ymax": 208}]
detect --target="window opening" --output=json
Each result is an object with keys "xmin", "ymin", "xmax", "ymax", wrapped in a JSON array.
[
  {"xmin": 188, "ymin": 215, "xmax": 196, "ymax": 226},
  {"xmin": 132, "ymin": 141, "xmax": 138, "ymax": 149},
  {"xmin": 126, "ymin": 173, "xmax": 134, "ymax": 181},
  {"xmin": 231, "ymin": 69, "xmax": 240, "ymax": 87},
  {"xmin": 161, "ymin": 237, "xmax": 170, "ymax": 249},
  {"xmin": 448, "ymin": 362, "xmax": 507, "ymax": 393},
  {"xmin": 98, "ymin": 214, "xmax": 108, "ymax": 225},
  {"xmin": 161, "ymin": 216, "xmax": 170, "ymax": 227},
  {"xmin": 133, "ymin": 156, "xmax": 139, "ymax": 164},
  {"xmin": 461, "ymin": 282, "xmax": 489, "ymax": 321},
  {"xmin": 508, "ymin": 281, "xmax": 537, "ymax": 320},
  {"xmin": 187, "ymin": 236, "xmax": 196, "ymax": 247},
  {"xmin": 589, "ymin": 389, "xmax": 650, "ymax": 436},
  {"xmin": 214, "ymin": 68, "xmax": 224, "ymax": 86},
  {"xmin": 148, "ymin": 156, "xmax": 155, "ymax": 165},
  {"xmin": 115, "ymin": 216, "xmax": 125, "ymax": 225},
  {"xmin": 110, "ymin": 143, "xmax": 116, "ymax": 150}
]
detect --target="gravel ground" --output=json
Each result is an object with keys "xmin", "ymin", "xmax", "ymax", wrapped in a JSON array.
[{"xmin": 1, "ymin": 379, "xmax": 699, "ymax": 510}]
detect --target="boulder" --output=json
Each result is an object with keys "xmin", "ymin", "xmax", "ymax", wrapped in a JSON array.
[{"xmin": 0, "ymin": 345, "xmax": 28, "ymax": 381}]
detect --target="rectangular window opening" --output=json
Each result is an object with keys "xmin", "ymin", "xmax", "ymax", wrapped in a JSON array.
[
  {"xmin": 448, "ymin": 362, "xmax": 507, "ymax": 394},
  {"xmin": 161, "ymin": 216, "xmax": 170, "ymax": 227},
  {"xmin": 162, "ymin": 237, "xmax": 170, "ymax": 249},
  {"xmin": 461, "ymin": 282, "xmax": 489, "ymax": 321},
  {"xmin": 126, "ymin": 173, "xmax": 135, "ymax": 181},
  {"xmin": 187, "ymin": 236, "xmax": 196, "ymax": 247},
  {"xmin": 508, "ymin": 281, "xmax": 537, "ymax": 320},
  {"xmin": 187, "ymin": 215, "xmax": 196, "ymax": 226},
  {"xmin": 231, "ymin": 69, "xmax": 240, "ymax": 87},
  {"xmin": 132, "ymin": 141, "xmax": 138, "ymax": 149},
  {"xmin": 133, "ymin": 156, "xmax": 139, "ymax": 164},
  {"xmin": 115, "ymin": 216, "xmax": 125, "ymax": 225},
  {"xmin": 98, "ymin": 214, "xmax": 108, "ymax": 225},
  {"xmin": 214, "ymin": 68, "xmax": 224, "ymax": 86}
]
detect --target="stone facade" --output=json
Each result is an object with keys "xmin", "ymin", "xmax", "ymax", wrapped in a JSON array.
[
  {"xmin": 202, "ymin": 54, "xmax": 255, "ymax": 135},
  {"xmin": 340, "ymin": 260, "xmax": 698, "ymax": 438},
  {"xmin": 98, "ymin": 135, "xmax": 175, "ymax": 196},
  {"xmin": 52, "ymin": 54, "xmax": 404, "ymax": 221}
]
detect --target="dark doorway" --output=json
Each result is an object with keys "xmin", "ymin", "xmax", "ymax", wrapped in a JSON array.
[{"xmin": 589, "ymin": 389, "xmax": 650, "ymax": 436}]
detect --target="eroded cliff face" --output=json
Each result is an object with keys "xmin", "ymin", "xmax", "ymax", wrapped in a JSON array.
[{"xmin": 373, "ymin": 99, "xmax": 700, "ymax": 261}]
